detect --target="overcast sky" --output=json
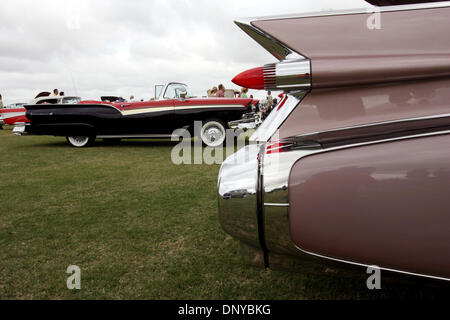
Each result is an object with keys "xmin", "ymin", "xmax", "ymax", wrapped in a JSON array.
[{"xmin": 0, "ymin": 0, "xmax": 371, "ymax": 104}]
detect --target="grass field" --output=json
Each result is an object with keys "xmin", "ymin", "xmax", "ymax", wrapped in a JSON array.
[{"xmin": 1, "ymin": 127, "xmax": 450, "ymax": 300}]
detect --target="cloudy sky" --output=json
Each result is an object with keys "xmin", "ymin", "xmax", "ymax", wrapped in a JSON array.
[{"xmin": 0, "ymin": 0, "xmax": 371, "ymax": 104}]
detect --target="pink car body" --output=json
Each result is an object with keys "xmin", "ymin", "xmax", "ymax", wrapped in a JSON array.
[{"xmin": 218, "ymin": 0, "xmax": 450, "ymax": 281}]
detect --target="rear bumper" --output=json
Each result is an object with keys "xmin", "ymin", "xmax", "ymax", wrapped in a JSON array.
[
  {"xmin": 218, "ymin": 144, "xmax": 262, "ymax": 251},
  {"xmin": 13, "ymin": 123, "xmax": 28, "ymax": 135},
  {"xmin": 228, "ymin": 114, "xmax": 261, "ymax": 130}
]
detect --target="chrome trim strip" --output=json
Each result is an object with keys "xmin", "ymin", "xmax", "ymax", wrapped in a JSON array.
[
  {"xmin": 295, "ymin": 245, "xmax": 450, "ymax": 282},
  {"xmin": 122, "ymin": 104, "xmax": 245, "ymax": 116},
  {"xmin": 12, "ymin": 123, "xmax": 28, "ymax": 136},
  {"xmin": 293, "ymin": 113, "xmax": 450, "ymax": 141},
  {"xmin": 97, "ymin": 134, "xmax": 173, "ymax": 139},
  {"xmin": 250, "ymin": 92, "xmax": 307, "ymax": 143},
  {"xmin": 234, "ymin": 19, "xmax": 305, "ymax": 61},
  {"xmin": 238, "ymin": 1, "xmax": 450, "ymax": 23},
  {"xmin": 263, "ymin": 59, "xmax": 311, "ymax": 91},
  {"xmin": 0, "ymin": 111, "xmax": 25, "ymax": 119},
  {"xmin": 264, "ymin": 203, "xmax": 289, "ymax": 207}
]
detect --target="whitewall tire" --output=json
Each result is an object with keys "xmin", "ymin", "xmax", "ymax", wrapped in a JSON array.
[{"xmin": 66, "ymin": 136, "xmax": 96, "ymax": 148}]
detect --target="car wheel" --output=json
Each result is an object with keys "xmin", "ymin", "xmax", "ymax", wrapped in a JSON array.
[
  {"xmin": 200, "ymin": 119, "xmax": 227, "ymax": 147},
  {"xmin": 66, "ymin": 136, "xmax": 96, "ymax": 148}
]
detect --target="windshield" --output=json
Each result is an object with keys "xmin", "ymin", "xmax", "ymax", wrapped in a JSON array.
[
  {"xmin": 62, "ymin": 97, "xmax": 81, "ymax": 104},
  {"xmin": 155, "ymin": 85, "xmax": 164, "ymax": 100},
  {"xmin": 163, "ymin": 83, "xmax": 193, "ymax": 99}
]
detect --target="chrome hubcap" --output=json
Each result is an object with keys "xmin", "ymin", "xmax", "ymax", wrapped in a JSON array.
[{"xmin": 202, "ymin": 122, "xmax": 225, "ymax": 147}]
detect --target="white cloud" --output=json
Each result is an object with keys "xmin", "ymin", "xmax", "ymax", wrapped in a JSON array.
[{"xmin": 0, "ymin": 0, "xmax": 370, "ymax": 104}]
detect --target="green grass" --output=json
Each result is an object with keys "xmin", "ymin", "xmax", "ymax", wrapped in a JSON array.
[{"xmin": 1, "ymin": 127, "xmax": 450, "ymax": 300}]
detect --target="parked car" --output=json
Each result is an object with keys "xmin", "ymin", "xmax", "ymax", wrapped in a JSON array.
[
  {"xmin": 13, "ymin": 83, "xmax": 259, "ymax": 147},
  {"xmin": 0, "ymin": 103, "xmax": 28, "ymax": 126},
  {"xmin": 1, "ymin": 97, "xmax": 81, "ymax": 126},
  {"xmin": 218, "ymin": 0, "xmax": 450, "ymax": 281}
]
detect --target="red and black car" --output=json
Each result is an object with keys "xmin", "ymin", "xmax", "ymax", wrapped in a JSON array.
[{"xmin": 14, "ymin": 82, "xmax": 259, "ymax": 147}]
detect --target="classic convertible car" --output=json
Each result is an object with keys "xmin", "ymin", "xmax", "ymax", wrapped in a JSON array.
[
  {"xmin": 218, "ymin": 0, "xmax": 450, "ymax": 281},
  {"xmin": 1, "ymin": 97, "xmax": 81, "ymax": 126},
  {"xmin": 14, "ymin": 83, "xmax": 258, "ymax": 147}
]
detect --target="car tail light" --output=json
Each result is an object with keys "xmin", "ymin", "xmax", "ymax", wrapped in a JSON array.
[
  {"xmin": 276, "ymin": 95, "xmax": 288, "ymax": 111},
  {"xmin": 266, "ymin": 138, "xmax": 322, "ymax": 154},
  {"xmin": 232, "ymin": 67, "xmax": 265, "ymax": 90},
  {"xmin": 266, "ymin": 140, "xmax": 294, "ymax": 154},
  {"xmin": 232, "ymin": 59, "xmax": 311, "ymax": 92}
]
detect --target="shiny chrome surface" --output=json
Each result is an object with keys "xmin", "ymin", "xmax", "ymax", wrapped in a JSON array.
[
  {"xmin": 290, "ymin": 112, "xmax": 450, "ymax": 147},
  {"xmin": 218, "ymin": 144, "xmax": 262, "ymax": 247},
  {"xmin": 293, "ymin": 113, "xmax": 450, "ymax": 139},
  {"xmin": 263, "ymin": 59, "xmax": 311, "ymax": 91},
  {"xmin": 12, "ymin": 123, "xmax": 27, "ymax": 136},
  {"xmin": 264, "ymin": 203, "xmax": 289, "ymax": 207},
  {"xmin": 262, "ymin": 146, "xmax": 322, "ymax": 255},
  {"xmin": 201, "ymin": 121, "xmax": 226, "ymax": 147},
  {"xmin": 234, "ymin": 19, "xmax": 305, "ymax": 61},
  {"xmin": 96, "ymin": 134, "xmax": 173, "ymax": 139},
  {"xmin": 228, "ymin": 116, "xmax": 259, "ymax": 130},
  {"xmin": 250, "ymin": 92, "xmax": 307, "ymax": 143}
]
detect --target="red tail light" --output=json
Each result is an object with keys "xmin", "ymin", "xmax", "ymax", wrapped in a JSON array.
[
  {"xmin": 276, "ymin": 95, "xmax": 288, "ymax": 111},
  {"xmin": 232, "ymin": 67, "xmax": 265, "ymax": 90},
  {"xmin": 266, "ymin": 140, "xmax": 294, "ymax": 154},
  {"xmin": 232, "ymin": 60, "xmax": 311, "ymax": 92}
]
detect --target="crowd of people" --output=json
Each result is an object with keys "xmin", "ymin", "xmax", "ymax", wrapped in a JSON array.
[
  {"xmin": 51, "ymin": 89, "xmax": 65, "ymax": 97},
  {"xmin": 207, "ymin": 84, "xmax": 280, "ymax": 121}
]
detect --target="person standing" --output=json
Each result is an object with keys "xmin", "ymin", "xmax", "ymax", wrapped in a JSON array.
[
  {"xmin": 209, "ymin": 87, "xmax": 218, "ymax": 97},
  {"xmin": 266, "ymin": 91, "xmax": 274, "ymax": 108},
  {"xmin": 216, "ymin": 84, "xmax": 225, "ymax": 97},
  {"xmin": 239, "ymin": 88, "xmax": 249, "ymax": 98}
]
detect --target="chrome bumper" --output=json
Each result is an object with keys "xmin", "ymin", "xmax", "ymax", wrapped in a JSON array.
[
  {"xmin": 228, "ymin": 114, "xmax": 261, "ymax": 131},
  {"xmin": 218, "ymin": 144, "xmax": 262, "ymax": 250},
  {"xmin": 218, "ymin": 139, "xmax": 324, "ymax": 270},
  {"xmin": 12, "ymin": 123, "xmax": 28, "ymax": 135}
]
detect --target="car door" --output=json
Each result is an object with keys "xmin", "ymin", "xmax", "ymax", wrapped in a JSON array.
[{"xmin": 118, "ymin": 99, "xmax": 175, "ymax": 135}]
